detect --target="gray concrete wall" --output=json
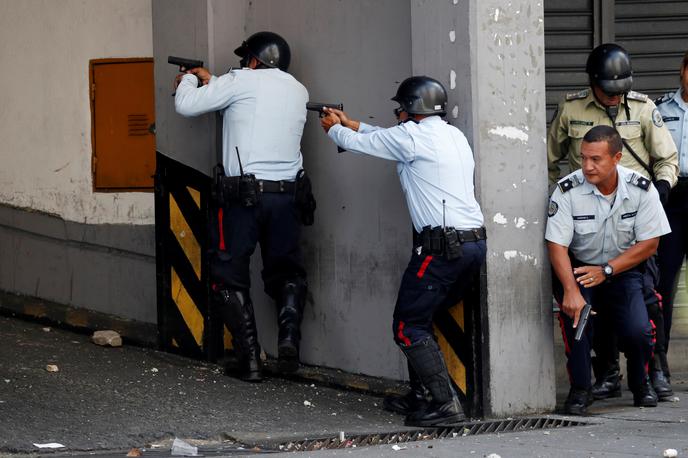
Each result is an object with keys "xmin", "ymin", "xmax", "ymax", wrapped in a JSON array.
[
  {"xmin": 0, "ymin": 204, "xmax": 156, "ymax": 323},
  {"xmin": 469, "ymin": 0, "xmax": 555, "ymax": 415}
]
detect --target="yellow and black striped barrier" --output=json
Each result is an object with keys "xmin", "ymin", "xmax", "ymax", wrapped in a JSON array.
[
  {"xmin": 434, "ymin": 280, "xmax": 483, "ymax": 417},
  {"xmin": 155, "ymin": 152, "xmax": 231, "ymax": 361}
]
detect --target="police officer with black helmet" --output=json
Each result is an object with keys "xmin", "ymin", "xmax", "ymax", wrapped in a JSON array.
[
  {"xmin": 548, "ymin": 43, "xmax": 678, "ymax": 401},
  {"xmin": 174, "ymin": 31, "xmax": 312, "ymax": 382},
  {"xmin": 320, "ymin": 76, "xmax": 487, "ymax": 426}
]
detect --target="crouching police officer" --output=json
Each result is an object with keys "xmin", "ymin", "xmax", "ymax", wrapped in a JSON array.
[
  {"xmin": 547, "ymin": 125, "xmax": 671, "ymax": 414},
  {"xmin": 320, "ymin": 76, "xmax": 486, "ymax": 426},
  {"xmin": 547, "ymin": 43, "xmax": 678, "ymax": 401},
  {"xmin": 175, "ymin": 31, "xmax": 314, "ymax": 381}
]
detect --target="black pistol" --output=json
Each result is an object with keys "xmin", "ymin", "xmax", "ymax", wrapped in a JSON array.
[
  {"xmin": 574, "ymin": 303, "xmax": 592, "ymax": 341},
  {"xmin": 168, "ymin": 56, "xmax": 204, "ymax": 71},
  {"xmin": 307, "ymin": 102, "xmax": 345, "ymax": 153}
]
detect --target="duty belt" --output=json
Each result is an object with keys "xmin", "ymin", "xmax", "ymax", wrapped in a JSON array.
[
  {"xmin": 413, "ymin": 226, "xmax": 486, "ymax": 260},
  {"xmin": 256, "ymin": 179, "xmax": 296, "ymax": 193}
]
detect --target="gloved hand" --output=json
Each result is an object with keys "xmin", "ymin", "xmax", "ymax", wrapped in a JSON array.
[{"xmin": 654, "ymin": 180, "xmax": 671, "ymax": 206}]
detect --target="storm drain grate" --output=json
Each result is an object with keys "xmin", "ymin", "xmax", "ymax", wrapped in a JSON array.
[{"xmin": 273, "ymin": 417, "xmax": 589, "ymax": 452}]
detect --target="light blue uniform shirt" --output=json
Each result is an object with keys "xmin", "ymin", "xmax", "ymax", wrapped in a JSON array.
[
  {"xmin": 656, "ymin": 89, "xmax": 688, "ymax": 177},
  {"xmin": 175, "ymin": 68, "xmax": 308, "ymax": 181},
  {"xmin": 328, "ymin": 116, "xmax": 484, "ymax": 232},
  {"xmin": 545, "ymin": 166, "xmax": 671, "ymax": 265}
]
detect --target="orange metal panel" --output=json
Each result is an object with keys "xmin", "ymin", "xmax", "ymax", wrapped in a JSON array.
[{"xmin": 91, "ymin": 59, "xmax": 155, "ymax": 190}]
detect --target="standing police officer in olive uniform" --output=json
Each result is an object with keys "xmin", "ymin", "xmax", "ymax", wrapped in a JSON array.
[
  {"xmin": 654, "ymin": 49, "xmax": 688, "ymax": 392},
  {"xmin": 547, "ymin": 43, "xmax": 678, "ymax": 400},
  {"xmin": 319, "ymin": 77, "xmax": 487, "ymax": 427},
  {"xmin": 547, "ymin": 126, "xmax": 670, "ymax": 414},
  {"xmin": 175, "ymin": 31, "xmax": 312, "ymax": 382}
]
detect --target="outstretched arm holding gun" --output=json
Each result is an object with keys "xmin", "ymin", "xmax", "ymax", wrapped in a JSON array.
[{"xmin": 307, "ymin": 102, "xmax": 347, "ymax": 152}]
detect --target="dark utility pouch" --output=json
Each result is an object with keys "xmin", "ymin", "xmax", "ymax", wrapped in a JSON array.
[
  {"xmin": 211, "ymin": 163, "xmax": 226, "ymax": 206},
  {"xmin": 443, "ymin": 228, "xmax": 463, "ymax": 260},
  {"xmin": 294, "ymin": 169, "xmax": 316, "ymax": 225},
  {"xmin": 239, "ymin": 174, "xmax": 259, "ymax": 207}
]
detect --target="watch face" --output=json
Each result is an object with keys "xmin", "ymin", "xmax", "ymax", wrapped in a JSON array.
[{"xmin": 604, "ymin": 265, "xmax": 613, "ymax": 275}]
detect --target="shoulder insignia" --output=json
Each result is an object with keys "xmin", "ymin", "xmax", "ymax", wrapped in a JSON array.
[
  {"xmin": 654, "ymin": 92, "xmax": 674, "ymax": 106},
  {"xmin": 557, "ymin": 173, "xmax": 582, "ymax": 193},
  {"xmin": 652, "ymin": 108, "xmax": 664, "ymax": 127},
  {"xmin": 627, "ymin": 172, "xmax": 651, "ymax": 191},
  {"xmin": 566, "ymin": 89, "xmax": 589, "ymax": 101},
  {"xmin": 626, "ymin": 90, "xmax": 648, "ymax": 103}
]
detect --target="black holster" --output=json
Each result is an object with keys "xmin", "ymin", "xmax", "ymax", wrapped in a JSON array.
[
  {"xmin": 417, "ymin": 226, "xmax": 464, "ymax": 260},
  {"xmin": 211, "ymin": 163, "xmax": 260, "ymax": 208},
  {"xmin": 294, "ymin": 169, "xmax": 316, "ymax": 225}
]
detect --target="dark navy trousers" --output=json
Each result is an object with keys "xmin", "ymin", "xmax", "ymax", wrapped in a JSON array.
[
  {"xmin": 393, "ymin": 240, "xmax": 486, "ymax": 346},
  {"xmin": 556, "ymin": 270, "xmax": 653, "ymax": 391},
  {"xmin": 209, "ymin": 192, "xmax": 306, "ymax": 300}
]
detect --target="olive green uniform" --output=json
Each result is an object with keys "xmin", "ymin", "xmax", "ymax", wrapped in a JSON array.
[{"xmin": 548, "ymin": 89, "xmax": 678, "ymax": 186}]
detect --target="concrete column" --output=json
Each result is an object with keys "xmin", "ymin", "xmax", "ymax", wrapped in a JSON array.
[
  {"xmin": 411, "ymin": 0, "xmax": 555, "ymax": 416},
  {"xmin": 153, "ymin": 0, "xmax": 248, "ymax": 174}
]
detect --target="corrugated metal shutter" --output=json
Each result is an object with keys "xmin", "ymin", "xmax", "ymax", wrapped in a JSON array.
[
  {"xmin": 544, "ymin": 0, "xmax": 596, "ymax": 123},
  {"xmin": 615, "ymin": 1, "xmax": 688, "ymax": 99}
]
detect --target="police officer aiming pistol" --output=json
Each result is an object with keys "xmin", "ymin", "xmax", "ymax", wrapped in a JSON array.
[
  {"xmin": 546, "ymin": 125, "xmax": 671, "ymax": 414},
  {"xmin": 320, "ymin": 76, "xmax": 486, "ymax": 426},
  {"xmin": 174, "ymin": 31, "xmax": 314, "ymax": 381}
]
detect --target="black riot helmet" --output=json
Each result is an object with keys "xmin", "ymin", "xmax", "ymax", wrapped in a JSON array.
[
  {"xmin": 391, "ymin": 76, "xmax": 447, "ymax": 116},
  {"xmin": 585, "ymin": 43, "xmax": 633, "ymax": 96},
  {"xmin": 234, "ymin": 31, "xmax": 291, "ymax": 71}
]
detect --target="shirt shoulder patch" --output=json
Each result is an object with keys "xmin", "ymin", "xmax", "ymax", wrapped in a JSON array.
[
  {"xmin": 566, "ymin": 89, "xmax": 589, "ymax": 101},
  {"xmin": 548, "ymin": 200, "xmax": 559, "ymax": 217},
  {"xmin": 626, "ymin": 172, "xmax": 651, "ymax": 191},
  {"xmin": 627, "ymin": 90, "xmax": 648, "ymax": 103},
  {"xmin": 652, "ymin": 108, "xmax": 664, "ymax": 127}
]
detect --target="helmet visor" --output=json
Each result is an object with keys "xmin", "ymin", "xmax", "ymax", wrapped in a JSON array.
[{"xmin": 597, "ymin": 77, "xmax": 633, "ymax": 96}]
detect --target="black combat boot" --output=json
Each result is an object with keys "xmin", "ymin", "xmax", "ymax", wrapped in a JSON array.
[
  {"xmin": 650, "ymin": 354, "xmax": 673, "ymax": 400},
  {"xmin": 401, "ymin": 338, "xmax": 466, "ymax": 427},
  {"xmin": 632, "ymin": 377, "xmax": 658, "ymax": 407},
  {"xmin": 277, "ymin": 281, "xmax": 306, "ymax": 373},
  {"xmin": 217, "ymin": 289, "xmax": 263, "ymax": 382},
  {"xmin": 563, "ymin": 387, "xmax": 593, "ymax": 415},
  {"xmin": 383, "ymin": 362, "xmax": 429, "ymax": 415},
  {"xmin": 591, "ymin": 359, "xmax": 621, "ymax": 400}
]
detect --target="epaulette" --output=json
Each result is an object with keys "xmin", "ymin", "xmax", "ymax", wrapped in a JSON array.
[
  {"xmin": 654, "ymin": 92, "xmax": 674, "ymax": 106},
  {"xmin": 557, "ymin": 173, "xmax": 583, "ymax": 193},
  {"xmin": 626, "ymin": 90, "xmax": 648, "ymax": 103},
  {"xmin": 566, "ymin": 89, "xmax": 589, "ymax": 101},
  {"xmin": 626, "ymin": 172, "xmax": 651, "ymax": 191}
]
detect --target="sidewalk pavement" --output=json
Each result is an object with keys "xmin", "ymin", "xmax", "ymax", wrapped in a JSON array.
[{"xmin": 1, "ymin": 315, "xmax": 686, "ymax": 458}]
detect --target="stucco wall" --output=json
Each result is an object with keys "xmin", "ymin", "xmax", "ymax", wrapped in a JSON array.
[{"xmin": 0, "ymin": 0, "xmax": 154, "ymax": 225}]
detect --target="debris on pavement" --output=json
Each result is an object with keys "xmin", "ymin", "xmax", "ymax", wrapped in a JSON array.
[
  {"xmin": 33, "ymin": 443, "xmax": 65, "ymax": 449},
  {"xmin": 171, "ymin": 438, "xmax": 198, "ymax": 456},
  {"xmin": 92, "ymin": 330, "xmax": 123, "ymax": 347},
  {"xmin": 42, "ymin": 327, "xmax": 51, "ymax": 332},
  {"xmin": 663, "ymin": 449, "xmax": 678, "ymax": 458},
  {"xmin": 486, "ymin": 454, "xmax": 502, "ymax": 458},
  {"xmin": 391, "ymin": 444, "xmax": 407, "ymax": 451},
  {"xmin": 46, "ymin": 365, "xmax": 59, "ymax": 372},
  {"xmin": 127, "ymin": 447, "xmax": 142, "ymax": 456},
  {"xmin": 303, "ymin": 400, "xmax": 313, "ymax": 407}
]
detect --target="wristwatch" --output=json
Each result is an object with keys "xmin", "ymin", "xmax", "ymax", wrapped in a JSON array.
[{"xmin": 602, "ymin": 263, "xmax": 614, "ymax": 278}]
